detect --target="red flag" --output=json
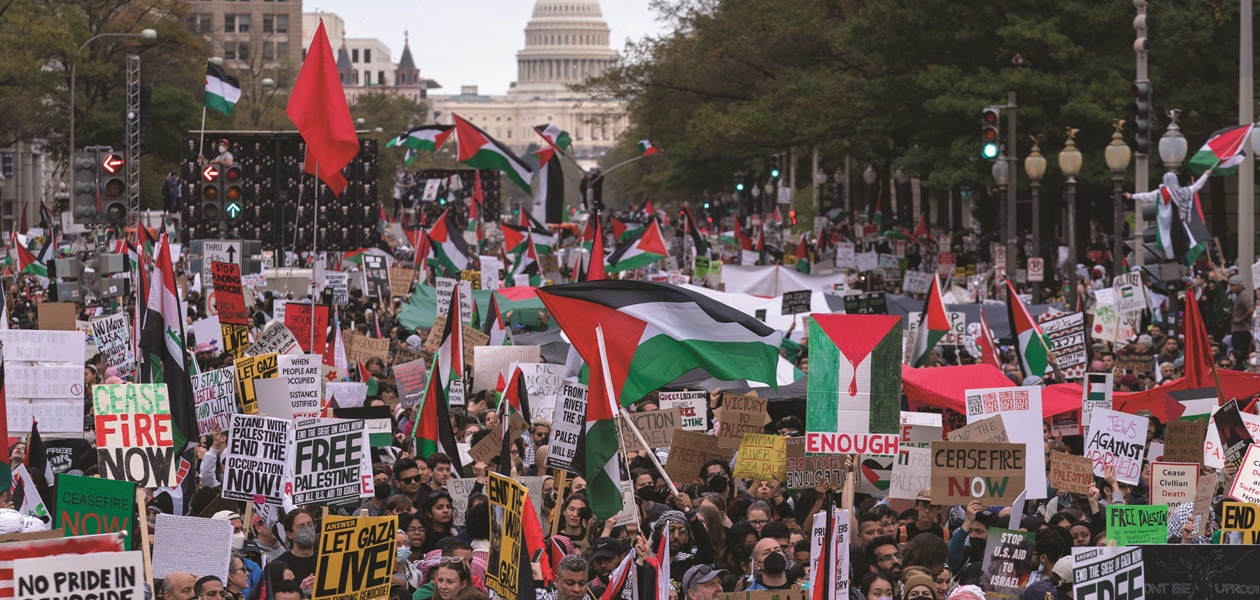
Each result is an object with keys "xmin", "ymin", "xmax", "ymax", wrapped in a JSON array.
[
  {"xmin": 587, "ymin": 216, "xmax": 607, "ymax": 281},
  {"xmin": 977, "ymin": 306, "xmax": 1003, "ymax": 371},
  {"xmin": 1183, "ymin": 283, "xmax": 1218, "ymax": 388},
  {"xmin": 286, "ymin": 20, "xmax": 359, "ymax": 196},
  {"xmin": 914, "ymin": 213, "xmax": 928, "ymax": 238}
]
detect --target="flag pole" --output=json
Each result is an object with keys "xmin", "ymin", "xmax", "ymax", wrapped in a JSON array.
[
  {"xmin": 197, "ymin": 106, "xmax": 207, "ymax": 164},
  {"xmin": 594, "ymin": 325, "xmax": 651, "ymax": 523},
  {"xmin": 311, "ymin": 163, "xmax": 319, "ymax": 347},
  {"xmin": 596, "ymin": 327, "xmax": 681, "ymax": 496}
]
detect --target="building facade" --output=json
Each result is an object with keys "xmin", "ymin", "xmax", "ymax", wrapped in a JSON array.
[
  {"xmin": 302, "ymin": 13, "xmax": 439, "ymax": 106},
  {"xmin": 184, "ymin": 0, "xmax": 304, "ymax": 69}
]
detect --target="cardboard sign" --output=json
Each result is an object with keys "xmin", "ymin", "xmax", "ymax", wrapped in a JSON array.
[
  {"xmin": 55, "ymin": 473, "xmax": 134, "ymax": 543},
  {"xmin": 471, "ymin": 345, "xmax": 541, "ymax": 393},
  {"xmin": 620, "ymin": 408, "xmax": 680, "ymax": 453},
  {"xmin": 93, "ymin": 383, "xmax": 178, "ymax": 488},
  {"xmin": 785, "ymin": 436, "xmax": 847, "ymax": 490},
  {"xmin": 659, "ymin": 390, "xmax": 709, "ymax": 431},
  {"xmin": 389, "ymin": 267, "xmax": 415, "ymax": 298},
  {"xmin": 1164, "ymin": 419, "xmax": 1207, "ymax": 465},
  {"xmin": 249, "ymin": 322, "xmax": 301, "ymax": 356},
  {"xmin": 14, "ymin": 549, "xmax": 144, "ymax": 600},
  {"xmin": 38, "ymin": 302, "xmax": 78, "ymax": 331},
  {"xmin": 224, "ymin": 414, "xmax": 291, "ymax": 505},
  {"xmin": 930, "ymin": 441, "xmax": 1026, "ymax": 505},
  {"xmin": 1071, "ymin": 547, "xmax": 1144, "ymax": 600},
  {"xmin": 1221, "ymin": 502, "xmax": 1260, "ymax": 543},
  {"xmin": 1191, "ymin": 475, "xmax": 1215, "ymax": 536},
  {"xmin": 344, "ymin": 331, "xmax": 390, "ymax": 366},
  {"xmin": 546, "ymin": 381, "xmax": 587, "ymax": 473},
  {"xmin": 947, "ymin": 414, "xmax": 1009, "ymax": 443},
  {"xmin": 980, "ymin": 528, "xmax": 1035, "ymax": 600},
  {"xmin": 192, "ymin": 366, "xmax": 237, "ymax": 436},
  {"xmin": 1084, "ymin": 408, "xmax": 1148, "ymax": 485},
  {"xmin": 1228, "ymin": 443, "xmax": 1260, "ymax": 504},
  {"xmin": 781, "ymin": 290, "xmax": 812, "ymax": 315},
  {"xmin": 1112, "ymin": 272, "xmax": 1147, "ymax": 314},
  {"xmin": 153, "ymin": 514, "xmax": 232, "ymax": 581},
  {"xmin": 733, "ymin": 433, "xmax": 787, "ymax": 481},
  {"xmin": 485, "ymin": 473, "xmax": 527, "ymax": 599},
  {"xmin": 469, "ymin": 412, "xmax": 529, "ymax": 465},
  {"xmin": 284, "ymin": 303, "xmax": 330, "ymax": 354},
  {"xmin": 278, "ymin": 354, "xmax": 323, "ymax": 420},
  {"xmin": 89, "ymin": 314, "xmax": 136, "ymax": 378},
  {"xmin": 665, "ymin": 429, "xmax": 734, "ymax": 485},
  {"xmin": 212, "ymin": 261, "xmax": 249, "ymax": 325},
  {"xmin": 393, "ymin": 359, "xmax": 429, "ymax": 409},
  {"xmin": 965, "ymin": 386, "xmax": 1046, "ymax": 499},
  {"xmin": 313, "ymin": 515, "xmax": 397, "ymax": 600},
  {"xmin": 291, "ymin": 418, "xmax": 373, "ymax": 505},
  {"xmin": 1049, "ymin": 451, "xmax": 1095, "ymax": 495},
  {"xmin": 235, "ymin": 352, "xmax": 279, "ymax": 415},
  {"xmin": 1106, "ymin": 504, "xmax": 1168, "ymax": 545},
  {"xmin": 888, "ymin": 446, "xmax": 933, "ymax": 500},
  {"xmin": 1150, "ymin": 462, "xmax": 1199, "ymax": 505},
  {"xmin": 717, "ymin": 393, "xmax": 770, "ymax": 450},
  {"xmin": 423, "ymin": 320, "xmax": 490, "ymax": 367}
]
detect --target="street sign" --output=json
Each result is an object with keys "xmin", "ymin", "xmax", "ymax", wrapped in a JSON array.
[
  {"xmin": 196, "ymin": 240, "xmax": 242, "ymax": 284},
  {"xmin": 1027, "ymin": 257, "xmax": 1045, "ymax": 282}
]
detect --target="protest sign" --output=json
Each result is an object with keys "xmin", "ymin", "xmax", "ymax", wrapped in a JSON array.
[
  {"xmin": 889, "ymin": 446, "xmax": 932, "ymax": 500},
  {"xmin": 393, "ymin": 359, "xmax": 428, "ymax": 409},
  {"xmin": 6, "ymin": 398, "xmax": 83, "ymax": 434},
  {"xmin": 980, "ymin": 528, "xmax": 1035, "ymax": 600},
  {"xmin": 344, "ymin": 331, "xmax": 390, "ymax": 366},
  {"xmin": 1081, "ymin": 372, "xmax": 1113, "ymax": 439},
  {"xmin": 486, "ymin": 472, "xmax": 527, "ymax": 599},
  {"xmin": 55, "ymin": 473, "xmax": 134, "ymax": 543},
  {"xmin": 733, "ymin": 433, "xmax": 787, "ymax": 481},
  {"xmin": 1191, "ymin": 475, "xmax": 1215, "ymax": 535},
  {"xmin": 422, "ymin": 320, "xmax": 487, "ymax": 365},
  {"xmin": 717, "ymin": 393, "xmax": 770, "ymax": 450},
  {"xmin": 278, "ymin": 354, "xmax": 323, "ymax": 420},
  {"xmin": 4, "ymin": 364, "xmax": 83, "ymax": 398},
  {"xmin": 192, "ymin": 366, "xmax": 236, "ymax": 436},
  {"xmin": 362, "ymin": 254, "xmax": 391, "ymax": 298},
  {"xmin": 784, "ymin": 436, "xmax": 847, "ymax": 490},
  {"xmin": 1072, "ymin": 547, "xmax": 1144, "ymax": 600},
  {"xmin": 391, "ymin": 346, "xmax": 426, "ymax": 369},
  {"xmin": 389, "ymin": 267, "xmax": 414, "ymax": 298},
  {"xmin": 1091, "ymin": 300, "xmax": 1119, "ymax": 342},
  {"xmin": 435, "ymin": 277, "xmax": 474, "ymax": 324},
  {"xmin": 546, "ymin": 382, "xmax": 587, "ymax": 473},
  {"xmin": 907, "ymin": 310, "xmax": 966, "ymax": 346},
  {"xmin": 619, "ymin": 408, "xmax": 679, "ymax": 453},
  {"xmin": 37, "ymin": 302, "xmax": 77, "ymax": 331},
  {"xmin": 188, "ymin": 315, "xmax": 224, "ymax": 352},
  {"xmin": 937, "ymin": 252, "xmax": 957, "ymax": 278},
  {"xmin": 471, "ymin": 345, "xmax": 541, "ymax": 393},
  {"xmin": 221, "ymin": 322, "xmax": 251, "ymax": 358},
  {"xmin": 223, "ymin": 414, "xmax": 291, "ymax": 505},
  {"xmin": 1113, "ymin": 272, "xmax": 1147, "ymax": 313},
  {"xmin": 1150, "ymin": 462, "xmax": 1199, "ymax": 505},
  {"xmin": 659, "ymin": 390, "xmax": 709, "ymax": 431},
  {"xmin": 44, "ymin": 439, "xmax": 91, "ymax": 475},
  {"xmin": 519, "ymin": 362, "xmax": 563, "ymax": 420},
  {"xmin": 835, "ymin": 243, "xmax": 856, "ymax": 269},
  {"xmin": 1083, "ymin": 408, "xmax": 1148, "ymax": 484},
  {"xmin": 313, "ymin": 514, "xmax": 397, "ymax": 600},
  {"xmin": 665, "ymin": 429, "xmax": 734, "ymax": 485},
  {"xmin": 842, "ymin": 291, "xmax": 887, "ymax": 314},
  {"xmin": 1222, "ymin": 502, "xmax": 1260, "ymax": 543},
  {"xmin": 1115, "ymin": 353, "xmax": 1155, "ymax": 375},
  {"xmin": 930, "ymin": 441, "xmax": 1025, "ymax": 505},
  {"xmin": 965, "ymin": 386, "xmax": 1046, "ymax": 499},
  {"xmin": 1051, "ymin": 411, "xmax": 1080, "ymax": 438},
  {"xmin": 1049, "ymin": 451, "xmax": 1095, "ymax": 496},
  {"xmin": 235, "ymin": 352, "xmax": 279, "ymax": 415},
  {"xmin": 947, "ymin": 414, "xmax": 1008, "ymax": 443},
  {"xmin": 291, "ymin": 419, "xmax": 372, "ymax": 505},
  {"xmin": 254, "ymin": 379, "xmax": 295, "ymax": 420},
  {"xmin": 93, "ymin": 383, "xmax": 178, "ymax": 488},
  {"xmin": 806, "ymin": 315, "xmax": 901, "ymax": 456},
  {"xmin": 780, "ymin": 290, "xmax": 812, "ymax": 315},
  {"xmin": 1165, "ymin": 419, "xmax": 1207, "ymax": 465},
  {"xmin": 0, "ymin": 329, "xmax": 85, "ymax": 362},
  {"xmin": 284, "ymin": 303, "xmax": 330, "ymax": 354},
  {"xmin": 448, "ymin": 478, "xmax": 479, "ymax": 527},
  {"xmin": 1205, "ymin": 405, "xmax": 1260, "ymax": 470},
  {"xmin": 324, "ymin": 272, "xmax": 350, "ymax": 305},
  {"xmin": 1106, "ymin": 504, "xmax": 1168, "ymax": 545},
  {"xmin": 13, "ymin": 549, "xmax": 144, "ymax": 600},
  {"xmin": 1038, "ymin": 311, "xmax": 1087, "ymax": 379},
  {"xmin": 902, "ymin": 271, "xmax": 934, "ymax": 295},
  {"xmin": 89, "ymin": 314, "xmax": 136, "ymax": 377},
  {"xmin": 1228, "ymin": 443, "xmax": 1260, "ymax": 504},
  {"xmin": 326, "ymin": 382, "xmax": 368, "ymax": 408},
  {"xmin": 470, "ymin": 412, "xmax": 529, "ymax": 464},
  {"xmin": 212, "ymin": 261, "xmax": 248, "ymax": 325},
  {"xmin": 1215, "ymin": 399, "xmax": 1255, "ymax": 469},
  {"xmin": 153, "ymin": 514, "xmax": 232, "ymax": 581},
  {"xmin": 332, "ymin": 406, "xmax": 393, "ymax": 447},
  {"xmin": 249, "ymin": 322, "xmax": 301, "ymax": 356}
]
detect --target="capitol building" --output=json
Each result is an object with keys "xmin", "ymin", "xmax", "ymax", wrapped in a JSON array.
[{"xmin": 428, "ymin": 0, "xmax": 630, "ymax": 167}]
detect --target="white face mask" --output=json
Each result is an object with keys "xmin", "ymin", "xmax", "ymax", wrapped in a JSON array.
[
  {"xmin": 219, "ymin": 145, "xmax": 227, "ymax": 153},
  {"xmin": 231, "ymin": 532, "xmax": 246, "ymax": 550}
]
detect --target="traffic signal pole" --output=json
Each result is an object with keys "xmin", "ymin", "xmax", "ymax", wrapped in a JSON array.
[{"xmin": 1006, "ymin": 91, "xmax": 1018, "ymax": 281}]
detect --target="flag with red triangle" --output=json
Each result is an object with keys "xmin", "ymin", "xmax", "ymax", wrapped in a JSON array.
[
  {"xmin": 606, "ymin": 220, "xmax": 667, "ymax": 273},
  {"xmin": 908, "ymin": 275, "xmax": 949, "ymax": 367}
]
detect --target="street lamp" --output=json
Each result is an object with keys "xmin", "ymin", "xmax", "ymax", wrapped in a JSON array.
[
  {"xmin": 1059, "ymin": 128, "xmax": 1083, "ymax": 296},
  {"xmin": 864, "ymin": 164, "xmax": 877, "ymax": 228},
  {"xmin": 69, "ymin": 28, "xmax": 158, "ymax": 156},
  {"xmin": 894, "ymin": 167, "xmax": 910, "ymax": 224},
  {"xmin": 1024, "ymin": 139, "xmax": 1047, "ymax": 301},
  {"xmin": 1106, "ymin": 119, "xmax": 1133, "ymax": 277},
  {"xmin": 1159, "ymin": 109, "xmax": 1188, "ymax": 171}
]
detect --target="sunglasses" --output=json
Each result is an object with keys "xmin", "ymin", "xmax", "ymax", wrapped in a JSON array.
[{"xmin": 398, "ymin": 476, "xmax": 422, "ymax": 484}]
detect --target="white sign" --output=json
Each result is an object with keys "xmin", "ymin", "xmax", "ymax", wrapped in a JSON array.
[
  {"xmin": 835, "ymin": 243, "xmax": 856, "ymax": 269},
  {"xmin": 902, "ymin": 271, "xmax": 934, "ymax": 295},
  {"xmin": 471, "ymin": 345, "xmax": 541, "ymax": 393},
  {"xmin": 1228, "ymin": 443, "xmax": 1260, "ymax": 504},
  {"xmin": 325, "ymin": 272, "xmax": 350, "ymax": 305},
  {"xmin": 1027, "ymin": 257, "xmax": 1045, "ymax": 282},
  {"xmin": 4, "ymin": 364, "xmax": 84, "ymax": 398},
  {"xmin": 199, "ymin": 240, "xmax": 243, "ymax": 285},
  {"xmin": 448, "ymin": 477, "xmax": 479, "ymax": 527},
  {"xmin": 856, "ymin": 251, "xmax": 878, "ymax": 273},
  {"xmin": 1083, "ymin": 407, "xmax": 1148, "ymax": 485},
  {"xmin": 1112, "ymin": 272, "xmax": 1147, "ymax": 314},
  {"xmin": 907, "ymin": 311, "xmax": 967, "ymax": 346},
  {"xmin": 0, "ymin": 330, "xmax": 86, "ymax": 363},
  {"xmin": 326, "ymin": 382, "xmax": 368, "ymax": 408},
  {"xmin": 546, "ymin": 381, "xmax": 587, "ymax": 473},
  {"xmin": 279, "ymin": 354, "xmax": 323, "ymax": 420},
  {"xmin": 6, "ymin": 399, "xmax": 84, "ymax": 433},
  {"xmin": 964, "ymin": 386, "xmax": 1047, "ymax": 499},
  {"xmin": 435, "ymin": 277, "xmax": 474, "ymax": 324},
  {"xmin": 14, "ymin": 550, "xmax": 144, "ymax": 600},
  {"xmin": 90, "ymin": 314, "xmax": 136, "ymax": 377},
  {"xmin": 188, "ymin": 315, "xmax": 224, "ymax": 353},
  {"xmin": 889, "ymin": 446, "xmax": 933, "ymax": 500},
  {"xmin": 224, "ymin": 414, "xmax": 292, "ymax": 505},
  {"xmin": 249, "ymin": 322, "xmax": 301, "ymax": 356},
  {"xmin": 290, "ymin": 418, "xmax": 372, "ymax": 505},
  {"xmin": 658, "ymin": 390, "xmax": 708, "ymax": 431},
  {"xmin": 192, "ymin": 366, "xmax": 237, "ymax": 436},
  {"xmin": 154, "ymin": 514, "xmax": 233, "ymax": 582},
  {"xmin": 519, "ymin": 362, "xmax": 564, "ymax": 422},
  {"xmin": 1149, "ymin": 462, "xmax": 1199, "ymax": 505},
  {"xmin": 777, "ymin": 185, "xmax": 792, "ymax": 204}
]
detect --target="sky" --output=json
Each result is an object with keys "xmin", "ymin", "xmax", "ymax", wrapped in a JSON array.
[{"xmin": 309, "ymin": 1, "xmax": 667, "ymax": 96}]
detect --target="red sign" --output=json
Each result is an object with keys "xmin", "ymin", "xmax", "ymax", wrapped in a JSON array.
[
  {"xmin": 101, "ymin": 154, "xmax": 124, "ymax": 174},
  {"xmin": 201, "ymin": 164, "xmax": 219, "ymax": 181},
  {"xmin": 284, "ymin": 303, "xmax": 330, "ymax": 354},
  {"xmin": 211, "ymin": 261, "xmax": 248, "ymax": 326}
]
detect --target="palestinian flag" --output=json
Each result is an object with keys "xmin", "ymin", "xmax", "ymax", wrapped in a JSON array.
[
  {"xmin": 914, "ymin": 213, "xmax": 928, "ymax": 238},
  {"xmin": 611, "ymin": 217, "xmax": 643, "ymax": 241},
  {"xmin": 505, "ymin": 212, "xmax": 555, "ymax": 254},
  {"xmin": 534, "ymin": 123, "xmax": 573, "ymax": 153},
  {"xmin": 10, "ymin": 234, "xmax": 46, "ymax": 279},
  {"xmin": 641, "ymin": 198, "xmax": 655, "ymax": 217},
  {"xmin": 599, "ymin": 549, "xmax": 638, "ymax": 600},
  {"xmin": 509, "ymin": 236, "xmax": 541, "ymax": 287},
  {"xmin": 532, "ymin": 147, "xmax": 566, "ymax": 224},
  {"xmin": 386, "ymin": 125, "xmax": 454, "ymax": 153},
  {"xmin": 501, "ymin": 364, "xmax": 534, "ymax": 424},
  {"xmin": 454, "ymin": 113, "xmax": 534, "ymax": 194},
  {"xmin": 680, "ymin": 206, "xmax": 710, "ymax": 254},
  {"xmin": 637, "ymin": 140, "xmax": 659, "ymax": 157},
  {"xmin": 584, "ymin": 215, "xmax": 607, "ymax": 282},
  {"xmin": 428, "ymin": 209, "xmax": 470, "ymax": 277},
  {"xmin": 1189, "ymin": 124, "xmax": 1254, "ymax": 175},
  {"xmin": 139, "ymin": 234, "xmax": 198, "ymax": 452},
  {"xmin": 607, "ymin": 220, "xmax": 668, "ymax": 273},
  {"xmin": 204, "ymin": 62, "xmax": 241, "ymax": 116},
  {"xmin": 652, "ymin": 528, "xmax": 671, "ymax": 600},
  {"xmin": 795, "ymin": 237, "xmax": 811, "ymax": 273},
  {"xmin": 482, "ymin": 293, "xmax": 509, "ymax": 346},
  {"xmin": 976, "ymin": 307, "xmax": 1003, "ymax": 370},
  {"xmin": 416, "ymin": 289, "xmax": 466, "ymax": 474},
  {"xmin": 536, "ymin": 280, "xmax": 783, "ymax": 408},
  {"xmin": 1005, "ymin": 279, "xmax": 1052, "ymax": 380},
  {"xmin": 909, "ymin": 275, "xmax": 948, "ymax": 367},
  {"xmin": 736, "ymin": 225, "xmax": 753, "ymax": 252}
]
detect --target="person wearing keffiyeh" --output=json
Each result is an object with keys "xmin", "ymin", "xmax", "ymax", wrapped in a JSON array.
[{"xmin": 649, "ymin": 507, "xmax": 715, "ymax": 583}]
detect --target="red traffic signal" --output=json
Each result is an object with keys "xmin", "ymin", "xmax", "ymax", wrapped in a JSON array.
[
  {"xmin": 101, "ymin": 154, "xmax": 125, "ymax": 174},
  {"xmin": 202, "ymin": 165, "xmax": 220, "ymax": 181}
]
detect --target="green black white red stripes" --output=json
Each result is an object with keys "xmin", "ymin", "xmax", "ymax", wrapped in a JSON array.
[
  {"xmin": 204, "ymin": 62, "xmax": 241, "ymax": 116},
  {"xmin": 454, "ymin": 114, "xmax": 534, "ymax": 194}
]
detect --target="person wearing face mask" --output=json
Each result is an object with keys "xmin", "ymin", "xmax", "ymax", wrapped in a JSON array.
[
  {"xmin": 744, "ymin": 537, "xmax": 792, "ymax": 591},
  {"xmin": 274, "ymin": 509, "xmax": 319, "ymax": 590},
  {"xmin": 631, "ymin": 469, "xmax": 669, "ymax": 522},
  {"xmin": 359, "ymin": 466, "xmax": 393, "ymax": 517},
  {"xmin": 209, "ymin": 138, "xmax": 234, "ymax": 167}
]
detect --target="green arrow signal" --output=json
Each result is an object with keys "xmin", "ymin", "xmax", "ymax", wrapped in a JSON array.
[{"xmin": 225, "ymin": 202, "xmax": 242, "ymax": 219}]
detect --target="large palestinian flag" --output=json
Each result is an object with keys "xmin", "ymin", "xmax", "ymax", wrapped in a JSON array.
[
  {"xmin": 1005, "ymin": 279, "xmax": 1052, "ymax": 380},
  {"xmin": 908, "ymin": 275, "xmax": 949, "ymax": 367},
  {"xmin": 454, "ymin": 114, "xmax": 534, "ymax": 194},
  {"xmin": 387, "ymin": 125, "xmax": 454, "ymax": 153},
  {"xmin": 427, "ymin": 209, "xmax": 470, "ymax": 277},
  {"xmin": 606, "ymin": 220, "xmax": 668, "ymax": 273}
]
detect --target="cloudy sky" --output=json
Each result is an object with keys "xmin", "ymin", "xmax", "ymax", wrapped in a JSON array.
[{"xmin": 310, "ymin": 1, "xmax": 666, "ymax": 95}]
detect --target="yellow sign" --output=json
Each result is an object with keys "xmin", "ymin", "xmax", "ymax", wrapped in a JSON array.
[
  {"xmin": 221, "ymin": 323, "xmax": 251, "ymax": 359},
  {"xmin": 486, "ymin": 472, "xmax": 526, "ymax": 598},
  {"xmin": 234, "ymin": 352, "xmax": 278, "ymax": 415},
  {"xmin": 733, "ymin": 433, "xmax": 787, "ymax": 482},
  {"xmin": 313, "ymin": 514, "xmax": 397, "ymax": 600}
]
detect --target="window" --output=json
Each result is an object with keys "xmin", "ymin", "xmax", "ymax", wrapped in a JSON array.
[
  {"xmin": 224, "ymin": 14, "xmax": 235, "ymax": 33},
  {"xmin": 263, "ymin": 15, "xmax": 274, "ymax": 33},
  {"xmin": 364, "ymin": 49, "xmax": 371, "ymax": 63},
  {"xmin": 237, "ymin": 14, "xmax": 250, "ymax": 33},
  {"xmin": 223, "ymin": 43, "xmax": 236, "ymax": 60},
  {"xmin": 276, "ymin": 41, "xmax": 289, "ymax": 58},
  {"xmin": 352, "ymin": 49, "xmax": 359, "ymax": 63},
  {"xmin": 263, "ymin": 41, "xmax": 274, "ymax": 59},
  {"xmin": 275, "ymin": 14, "xmax": 287, "ymax": 33},
  {"xmin": 237, "ymin": 41, "xmax": 250, "ymax": 61},
  {"xmin": 378, "ymin": 70, "xmax": 385, "ymax": 84},
  {"xmin": 363, "ymin": 70, "xmax": 371, "ymax": 85}
]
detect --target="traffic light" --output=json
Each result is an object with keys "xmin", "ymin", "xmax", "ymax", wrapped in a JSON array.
[
  {"xmin": 71, "ymin": 151, "xmax": 98, "ymax": 226},
  {"xmin": 98, "ymin": 152, "xmax": 127, "ymax": 224},
  {"xmin": 981, "ymin": 108, "xmax": 1001, "ymax": 159},
  {"xmin": 223, "ymin": 165, "xmax": 244, "ymax": 223},
  {"xmin": 734, "ymin": 171, "xmax": 746, "ymax": 192},
  {"xmin": 199, "ymin": 164, "xmax": 222, "ymax": 222},
  {"xmin": 1133, "ymin": 81, "xmax": 1153, "ymax": 154},
  {"xmin": 789, "ymin": 209, "xmax": 797, "ymax": 225},
  {"xmin": 769, "ymin": 157, "xmax": 781, "ymax": 179}
]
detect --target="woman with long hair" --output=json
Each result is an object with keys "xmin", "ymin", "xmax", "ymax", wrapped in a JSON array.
[
  {"xmin": 430, "ymin": 558, "xmax": 472, "ymax": 600},
  {"xmin": 558, "ymin": 493, "xmax": 592, "ymax": 552},
  {"xmin": 419, "ymin": 489, "xmax": 458, "ymax": 554}
]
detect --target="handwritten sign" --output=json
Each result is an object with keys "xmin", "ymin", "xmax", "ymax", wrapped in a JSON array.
[
  {"xmin": 1084, "ymin": 408, "xmax": 1148, "ymax": 485},
  {"xmin": 930, "ymin": 441, "xmax": 1025, "ymax": 505},
  {"xmin": 1106, "ymin": 505, "xmax": 1168, "ymax": 546},
  {"xmin": 733, "ymin": 433, "xmax": 787, "ymax": 481},
  {"xmin": 659, "ymin": 390, "xmax": 708, "ymax": 431},
  {"xmin": 93, "ymin": 384, "xmax": 178, "ymax": 488},
  {"xmin": 1049, "ymin": 450, "xmax": 1095, "ymax": 495},
  {"xmin": 1150, "ymin": 462, "xmax": 1199, "ymax": 505}
]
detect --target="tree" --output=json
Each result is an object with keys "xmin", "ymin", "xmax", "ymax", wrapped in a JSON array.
[{"xmin": 350, "ymin": 91, "xmax": 429, "ymax": 203}]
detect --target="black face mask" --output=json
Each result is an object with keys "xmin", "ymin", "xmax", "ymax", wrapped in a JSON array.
[
  {"xmin": 375, "ymin": 482, "xmax": 392, "ymax": 500},
  {"xmin": 637, "ymin": 487, "xmax": 667, "ymax": 503},
  {"xmin": 969, "ymin": 536, "xmax": 987, "ymax": 554},
  {"xmin": 707, "ymin": 475, "xmax": 729, "ymax": 495},
  {"xmin": 762, "ymin": 551, "xmax": 787, "ymax": 575}
]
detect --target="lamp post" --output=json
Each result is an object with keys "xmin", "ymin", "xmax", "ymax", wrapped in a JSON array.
[
  {"xmin": 992, "ymin": 154, "xmax": 1011, "ymax": 282},
  {"xmin": 863, "ymin": 164, "xmax": 877, "ymax": 227},
  {"xmin": 1106, "ymin": 120, "xmax": 1133, "ymax": 278},
  {"xmin": 894, "ymin": 167, "xmax": 911, "ymax": 225},
  {"xmin": 1024, "ymin": 140, "xmax": 1047, "ymax": 302},
  {"xmin": 1159, "ymin": 109, "xmax": 1188, "ymax": 172},
  {"xmin": 1059, "ymin": 128, "xmax": 1083, "ymax": 297},
  {"xmin": 69, "ymin": 29, "xmax": 157, "ymax": 155}
]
